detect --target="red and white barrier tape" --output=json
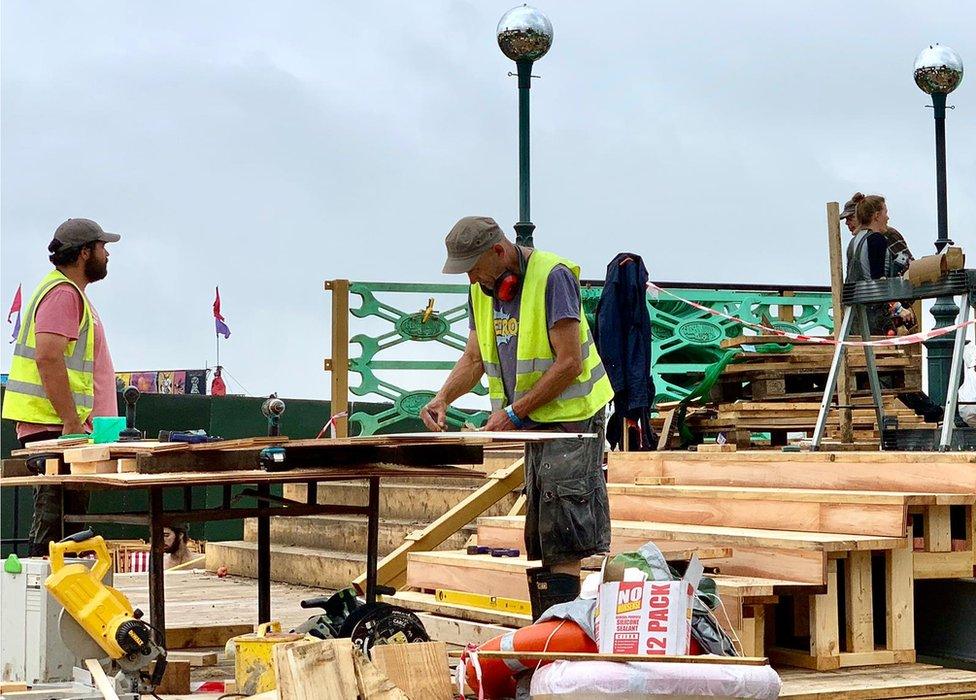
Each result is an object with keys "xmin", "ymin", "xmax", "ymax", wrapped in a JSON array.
[
  {"xmin": 646, "ymin": 282, "xmax": 974, "ymax": 348},
  {"xmin": 316, "ymin": 411, "xmax": 349, "ymax": 439}
]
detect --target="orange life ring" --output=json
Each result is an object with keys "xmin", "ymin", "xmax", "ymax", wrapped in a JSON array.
[{"xmin": 465, "ymin": 619, "xmax": 596, "ymax": 699}]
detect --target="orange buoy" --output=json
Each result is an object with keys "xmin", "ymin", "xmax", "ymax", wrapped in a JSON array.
[{"xmin": 464, "ymin": 619, "xmax": 597, "ymax": 699}]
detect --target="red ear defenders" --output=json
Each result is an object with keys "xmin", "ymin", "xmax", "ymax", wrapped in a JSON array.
[{"xmin": 492, "ymin": 246, "xmax": 528, "ymax": 302}]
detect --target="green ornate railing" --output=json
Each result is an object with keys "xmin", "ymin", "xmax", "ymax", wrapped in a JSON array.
[{"xmin": 327, "ymin": 280, "xmax": 835, "ymax": 436}]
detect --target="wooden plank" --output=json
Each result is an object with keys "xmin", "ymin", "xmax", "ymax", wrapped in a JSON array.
[
  {"xmin": 507, "ymin": 492, "xmax": 527, "ymax": 517},
  {"xmin": 607, "ymin": 489, "xmax": 909, "ymax": 537},
  {"xmin": 371, "ymin": 641, "xmax": 454, "ymax": 700},
  {"xmin": 886, "ymin": 548, "xmax": 915, "ymax": 651},
  {"xmin": 837, "ymin": 649, "xmax": 915, "ymax": 668},
  {"xmin": 778, "ymin": 662, "xmax": 976, "ymax": 699},
  {"xmin": 657, "ymin": 409, "xmax": 677, "ymax": 450},
  {"xmin": 697, "ymin": 443, "xmax": 737, "ymax": 452},
  {"xmin": 810, "ymin": 559, "xmax": 840, "ymax": 660},
  {"xmin": 923, "ymin": 505, "xmax": 952, "ymax": 552},
  {"xmin": 607, "ymin": 451, "xmax": 976, "ymax": 494},
  {"xmin": 610, "ymin": 483, "xmax": 970, "ymax": 506},
  {"xmin": 446, "ymin": 650, "xmax": 769, "ymax": 665},
  {"xmin": 275, "ymin": 638, "xmax": 360, "ymax": 700},
  {"xmin": 167, "ymin": 650, "xmax": 218, "ymax": 666},
  {"xmin": 844, "ymin": 551, "xmax": 874, "ymax": 652},
  {"xmin": 153, "ymin": 659, "xmax": 192, "ymax": 695},
  {"xmin": 912, "ymin": 550, "xmax": 975, "ymax": 579},
  {"xmin": 479, "ymin": 515, "xmax": 908, "ymax": 553},
  {"xmin": 385, "ymin": 590, "xmax": 527, "ymax": 630},
  {"xmin": 63, "ymin": 445, "xmax": 112, "ymax": 463},
  {"xmin": 413, "ymin": 612, "xmax": 513, "ymax": 647},
  {"xmin": 70, "ymin": 459, "xmax": 118, "ymax": 475},
  {"xmin": 1, "ymin": 458, "xmax": 30, "ymax": 478},
  {"xmin": 0, "ymin": 463, "xmax": 484, "ymax": 489},
  {"xmin": 165, "ymin": 623, "xmax": 253, "ymax": 649},
  {"xmin": 352, "ymin": 457, "xmax": 525, "ymax": 592},
  {"xmin": 351, "ymin": 646, "xmax": 409, "ymax": 700},
  {"xmin": 85, "ymin": 659, "xmax": 122, "ymax": 700}
]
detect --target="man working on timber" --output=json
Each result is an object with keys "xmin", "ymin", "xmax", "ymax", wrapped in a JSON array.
[
  {"xmin": 422, "ymin": 216, "xmax": 613, "ymax": 619},
  {"xmin": 2, "ymin": 218, "xmax": 120, "ymax": 555}
]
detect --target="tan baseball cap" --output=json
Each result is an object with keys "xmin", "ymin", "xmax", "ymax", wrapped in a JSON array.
[{"xmin": 442, "ymin": 216, "xmax": 504, "ymax": 274}]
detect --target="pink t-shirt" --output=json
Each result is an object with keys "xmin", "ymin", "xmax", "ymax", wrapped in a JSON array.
[{"xmin": 16, "ymin": 283, "xmax": 118, "ymax": 440}]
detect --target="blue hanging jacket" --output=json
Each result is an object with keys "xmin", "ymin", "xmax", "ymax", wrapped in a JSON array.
[{"xmin": 594, "ymin": 252, "xmax": 656, "ymax": 450}]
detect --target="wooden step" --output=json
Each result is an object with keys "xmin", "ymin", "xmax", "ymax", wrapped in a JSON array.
[
  {"xmin": 243, "ymin": 514, "xmax": 474, "ymax": 556},
  {"xmin": 281, "ymin": 479, "xmax": 520, "ymax": 521},
  {"xmin": 205, "ymin": 540, "xmax": 363, "ymax": 590},
  {"xmin": 607, "ymin": 451, "xmax": 976, "ymax": 494},
  {"xmin": 607, "ymin": 484, "xmax": 972, "ymax": 538},
  {"xmin": 405, "ymin": 550, "xmax": 780, "ymax": 601},
  {"xmin": 477, "ymin": 516, "xmax": 908, "ymax": 585}
]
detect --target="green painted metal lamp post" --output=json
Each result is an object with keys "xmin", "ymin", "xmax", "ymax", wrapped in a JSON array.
[
  {"xmin": 497, "ymin": 5, "xmax": 553, "ymax": 247},
  {"xmin": 914, "ymin": 44, "xmax": 965, "ymax": 405}
]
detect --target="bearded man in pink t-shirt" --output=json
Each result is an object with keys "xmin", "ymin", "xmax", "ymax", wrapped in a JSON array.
[{"xmin": 2, "ymin": 218, "xmax": 119, "ymax": 555}]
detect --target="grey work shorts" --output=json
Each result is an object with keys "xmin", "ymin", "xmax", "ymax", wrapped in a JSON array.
[{"xmin": 523, "ymin": 410, "xmax": 610, "ymax": 566}]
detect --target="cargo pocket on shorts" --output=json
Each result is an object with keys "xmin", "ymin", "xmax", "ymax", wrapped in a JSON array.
[{"xmin": 545, "ymin": 473, "xmax": 601, "ymax": 554}]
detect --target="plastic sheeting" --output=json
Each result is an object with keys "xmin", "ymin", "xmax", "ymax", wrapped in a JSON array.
[{"xmin": 529, "ymin": 659, "xmax": 781, "ymax": 699}]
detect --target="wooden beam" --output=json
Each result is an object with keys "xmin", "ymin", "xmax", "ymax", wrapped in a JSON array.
[
  {"xmin": 371, "ymin": 641, "xmax": 454, "ymax": 700},
  {"xmin": 85, "ymin": 659, "xmax": 121, "ymax": 700},
  {"xmin": 810, "ymin": 560, "xmax": 839, "ymax": 659},
  {"xmin": 844, "ymin": 552, "xmax": 874, "ymax": 652},
  {"xmin": 165, "ymin": 623, "xmax": 253, "ymax": 649},
  {"xmin": 352, "ymin": 457, "xmax": 525, "ymax": 592},
  {"xmin": 886, "ymin": 548, "xmax": 915, "ymax": 650},
  {"xmin": 325, "ymin": 279, "xmax": 350, "ymax": 438},
  {"xmin": 913, "ymin": 550, "xmax": 975, "ymax": 579},
  {"xmin": 923, "ymin": 505, "xmax": 952, "ymax": 552},
  {"xmin": 607, "ymin": 451, "xmax": 976, "ymax": 494}
]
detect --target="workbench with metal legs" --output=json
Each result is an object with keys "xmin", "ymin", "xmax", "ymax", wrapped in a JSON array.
[{"xmin": 0, "ymin": 463, "xmax": 476, "ymax": 645}]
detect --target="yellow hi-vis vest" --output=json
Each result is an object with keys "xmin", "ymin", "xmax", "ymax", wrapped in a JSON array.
[
  {"xmin": 2, "ymin": 270, "xmax": 95, "ymax": 425},
  {"xmin": 470, "ymin": 250, "xmax": 613, "ymax": 423}
]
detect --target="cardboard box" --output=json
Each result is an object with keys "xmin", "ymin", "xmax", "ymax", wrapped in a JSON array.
[{"xmin": 594, "ymin": 555, "xmax": 702, "ymax": 656}]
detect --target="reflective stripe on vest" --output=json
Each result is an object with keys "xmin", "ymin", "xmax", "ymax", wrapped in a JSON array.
[
  {"xmin": 1, "ymin": 270, "xmax": 95, "ymax": 425},
  {"xmin": 471, "ymin": 249, "xmax": 613, "ymax": 423}
]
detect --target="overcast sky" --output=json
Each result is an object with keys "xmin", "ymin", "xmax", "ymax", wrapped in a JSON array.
[{"xmin": 2, "ymin": 1, "xmax": 973, "ymax": 403}]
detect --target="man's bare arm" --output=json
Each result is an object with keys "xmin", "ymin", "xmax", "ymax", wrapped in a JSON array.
[
  {"xmin": 34, "ymin": 332, "xmax": 85, "ymax": 434},
  {"xmin": 421, "ymin": 330, "xmax": 485, "ymax": 431}
]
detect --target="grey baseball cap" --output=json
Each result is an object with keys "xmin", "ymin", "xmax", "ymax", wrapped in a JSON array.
[
  {"xmin": 840, "ymin": 196, "xmax": 860, "ymax": 220},
  {"xmin": 442, "ymin": 216, "xmax": 504, "ymax": 274},
  {"xmin": 53, "ymin": 218, "xmax": 121, "ymax": 247}
]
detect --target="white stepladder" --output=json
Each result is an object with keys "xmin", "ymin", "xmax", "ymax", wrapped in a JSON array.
[{"xmin": 811, "ymin": 271, "xmax": 975, "ymax": 452}]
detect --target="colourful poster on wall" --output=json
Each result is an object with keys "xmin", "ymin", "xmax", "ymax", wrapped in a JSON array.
[
  {"xmin": 172, "ymin": 371, "xmax": 186, "ymax": 394},
  {"xmin": 157, "ymin": 371, "xmax": 176, "ymax": 394},
  {"xmin": 115, "ymin": 372, "xmax": 131, "ymax": 392},
  {"xmin": 130, "ymin": 372, "xmax": 158, "ymax": 394},
  {"xmin": 185, "ymin": 370, "xmax": 207, "ymax": 395}
]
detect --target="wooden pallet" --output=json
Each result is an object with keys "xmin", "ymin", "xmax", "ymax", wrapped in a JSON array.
[{"xmin": 767, "ymin": 550, "xmax": 915, "ymax": 671}]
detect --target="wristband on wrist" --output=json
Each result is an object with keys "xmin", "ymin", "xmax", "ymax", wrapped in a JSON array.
[{"xmin": 505, "ymin": 405, "xmax": 525, "ymax": 429}]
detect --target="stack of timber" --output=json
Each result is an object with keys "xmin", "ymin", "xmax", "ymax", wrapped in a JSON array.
[
  {"xmin": 716, "ymin": 340, "xmax": 922, "ymax": 402},
  {"xmin": 658, "ymin": 396, "xmax": 935, "ymax": 448},
  {"xmin": 393, "ymin": 450, "xmax": 975, "ymax": 681},
  {"xmin": 649, "ymin": 336, "xmax": 929, "ymax": 447}
]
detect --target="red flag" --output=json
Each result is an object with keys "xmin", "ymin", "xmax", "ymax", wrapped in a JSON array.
[
  {"xmin": 213, "ymin": 286, "xmax": 225, "ymax": 321},
  {"xmin": 7, "ymin": 284, "xmax": 21, "ymax": 323}
]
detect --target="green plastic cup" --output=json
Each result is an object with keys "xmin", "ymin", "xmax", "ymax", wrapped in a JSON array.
[{"xmin": 92, "ymin": 416, "xmax": 127, "ymax": 444}]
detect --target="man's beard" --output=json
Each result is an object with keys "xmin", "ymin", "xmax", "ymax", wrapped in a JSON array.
[
  {"xmin": 164, "ymin": 538, "xmax": 181, "ymax": 555},
  {"xmin": 84, "ymin": 256, "xmax": 108, "ymax": 282}
]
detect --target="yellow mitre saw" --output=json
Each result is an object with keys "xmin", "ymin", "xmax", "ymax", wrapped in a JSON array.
[{"xmin": 44, "ymin": 530, "xmax": 167, "ymax": 698}]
